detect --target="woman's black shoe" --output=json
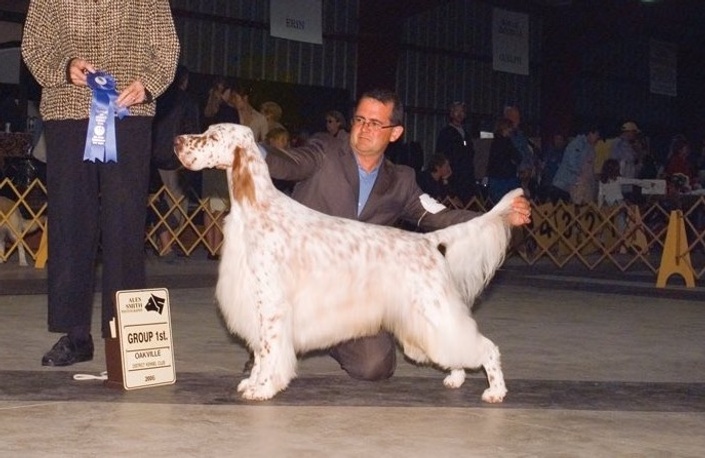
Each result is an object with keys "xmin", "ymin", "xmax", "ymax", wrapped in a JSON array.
[{"xmin": 41, "ymin": 335, "xmax": 94, "ymax": 367}]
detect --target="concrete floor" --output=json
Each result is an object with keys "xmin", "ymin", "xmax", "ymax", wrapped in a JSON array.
[{"xmin": 1, "ymin": 255, "xmax": 704, "ymax": 457}]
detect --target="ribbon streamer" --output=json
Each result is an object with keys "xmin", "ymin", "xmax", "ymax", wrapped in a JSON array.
[{"xmin": 83, "ymin": 71, "xmax": 129, "ymax": 163}]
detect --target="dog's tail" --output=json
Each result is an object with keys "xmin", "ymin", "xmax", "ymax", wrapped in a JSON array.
[
  {"xmin": 20, "ymin": 214, "xmax": 43, "ymax": 235},
  {"xmin": 425, "ymin": 188, "xmax": 522, "ymax": 305}
]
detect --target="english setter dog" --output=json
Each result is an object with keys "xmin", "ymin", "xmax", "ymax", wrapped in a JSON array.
[{"xmin": 175, "ymin": 123, "xmax": 520, "ymax": 403}]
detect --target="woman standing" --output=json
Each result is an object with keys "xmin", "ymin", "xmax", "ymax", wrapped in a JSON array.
[{"xmin": 22, "ymin": 0, "xmax": 179, "ymax": 366}]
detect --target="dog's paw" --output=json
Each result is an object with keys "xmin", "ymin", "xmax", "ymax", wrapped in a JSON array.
[
  {"xmin": 443, "ymin": 369, "xmax": 466, "ymax": 389},
  {"xmin": 237, "ymin": 377, "xmax": 254, "ymax": 393},
  {"xmin": 481, "ymin": 386, "xmax": 507, "ymax": 403},
  {"xmin": 241, "ymin": 381, "xmax": 279, "ymax": 401}
]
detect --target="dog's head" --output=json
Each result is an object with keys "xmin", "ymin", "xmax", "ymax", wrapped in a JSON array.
[
  {"xmin": 174, "ymin": 123, "xmax": 257, "ymax": 171},
  {"xmin": 175, "ymin": 123, "xmax": 273, "ymax": 206}
]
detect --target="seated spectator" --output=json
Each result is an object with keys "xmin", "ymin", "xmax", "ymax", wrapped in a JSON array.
[
  {"xmin": 664, "ymin": 135, "xmax": 698, "ymax": 194},
  {"xmin": 146, "ymin": 165, "xmax": 181, "ymax": 263},
  {"xmin": 324, "ymin": 110, "xmax": 349, "ymax": 142},
  {"xmin": 417, "ymin": 153, "xmax": 462, "ymax": 207}
]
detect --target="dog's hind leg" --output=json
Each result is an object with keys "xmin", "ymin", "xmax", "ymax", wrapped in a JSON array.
[
  {"xmin": 16, "ymin": 241, "xmax": 28, "ymax": 267},
  {"xmin": 402, "ymin": 343, "xmax": 430, "ymax": 365},
  {"xmin": 479, "ymin": 336, "xmax": 507, "ymax": 403}
]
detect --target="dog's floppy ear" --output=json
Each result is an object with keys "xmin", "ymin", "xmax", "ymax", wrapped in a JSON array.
[{"xmin": 232, "ymin": 146, "xmax": 256, "ymax": 205}]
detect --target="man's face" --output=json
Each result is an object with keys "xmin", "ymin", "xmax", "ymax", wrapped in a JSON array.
[
  {"xmin": 439, "ymin": 160, "xmax": 452, "ymax": 179},
  {"xmin": 505, "ymin": 107, "xmax": 520, "ymax": 127},
  {"xmin": 350, "ymin": 97, "xmax": 404, "ymax": 160},
  {"xmin": 450, "ymin": 104, "xmax": 466, "ymax": 124}
]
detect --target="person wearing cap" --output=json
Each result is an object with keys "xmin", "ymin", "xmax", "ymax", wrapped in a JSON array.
[
  {"xmin": 610, "ymin": 121, "xmax": 641, "ymax": 179},
  {"xmin": 435, "ymin": 101, "xmax": 477, "ymax": 203}
]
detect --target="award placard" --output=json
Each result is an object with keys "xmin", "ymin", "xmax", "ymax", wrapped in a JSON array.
[{"xmin": 105, "ymin": 288, "xmax": 176, "ymax": 390}]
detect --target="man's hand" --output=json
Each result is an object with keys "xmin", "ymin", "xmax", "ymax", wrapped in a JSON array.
[
  {"xmin": 116, "ymin": 80, "xmax": 148, "ymax": 108},
  {"xmin": 68, "ymin": 58, "xmax": 96, "ymax": 86},
  {"xmin": 505, "ymin": 195, "xmax": 532, "ymax": 226}
]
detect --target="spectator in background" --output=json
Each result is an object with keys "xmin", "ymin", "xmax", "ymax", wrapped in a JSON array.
[
  {"xmin": 503, "ymin": 104, "xmax": 538, "ymax": 192},
  {"xmin": 151, "ymin": 65, "xmax": 200, "ymax": 228},
  {"xmin": 230, "ymin": 83, "xmax": 268, "ymax": 142},
  {"xmin": 664, "ymin": 135, "xmax": 698, "ymax": 194},
  {"xmin": 634, "ymin": 134, "xmax": 659, "ymax": 180},
  {"xmin": 0, "ymin": 86, "xmax": 24, "ymax": 132},
  {"xmin": 610, "ymin": 121, "xmax": 640, "ymax": 179},
  {"xmin": 486, "ymin": 117, "xmax": 522, "ymax": 203},
  {"xmin": 201, "ymin": 78, "xmax": 240, "ymax": 260},
  {"xmin": 324, "ymin": 110, "xmax": 349, "ymax": 143},
  {"xmin": 551, "ymin": 125, "xmax": 601, "ymax": 204},
  {"xmin": 538, "ymin": 133, "xmax": 567, "ymax": 202},
  {"xmin": 266, "ymin": 127, "xmax": 294, "ymax": 195},
  {"xmin": 266, "ymin": 126, "xmax": 290, "ymax": 150},
  {"xmin": 695, "ymin": 138, "xmax": 705, "ymax": 185},
  {"xmin": 203, "ymin": 76, "xmax": 239, "ymax": 127},
  {"xmin": 598, "ymin": 159, "xmax": 628, "ymax": 208},
  {"xmin": 260, "ymin": 101, "xmax": 285, "ymax": 131},
  {"xmin": 435, "ymin": 101, "xmax": 477, "ymax": 203},
  {"xmin": 417, "ymin": 153, "xmax": 462, "ymax": 207},
  {"xmin": 146, "ymin": 164, "xmax": 181, "ymax": 263}
]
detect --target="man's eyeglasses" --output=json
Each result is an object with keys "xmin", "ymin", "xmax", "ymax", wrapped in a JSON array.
[{"xmin": 352, "ymin": 116, "xmax": 398, "ymax": 132}]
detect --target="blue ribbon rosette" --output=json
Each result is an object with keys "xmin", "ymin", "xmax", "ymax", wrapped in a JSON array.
[{"xmin": 83, "ymin": 71, "xmax": 129, "ymax": 163}]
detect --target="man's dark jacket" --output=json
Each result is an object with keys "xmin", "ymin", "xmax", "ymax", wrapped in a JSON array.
[{"xmin": 264, "ymin": 134, "xmax": 478, "ymax": 231}]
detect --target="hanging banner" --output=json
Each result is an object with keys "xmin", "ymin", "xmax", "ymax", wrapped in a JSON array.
[
  {"xmin": 492, "ymin": 8, "xmax": 529, "ymax": 76},
  {"xmin": 270, "ymin": 0, "xmax": 322, "ymax": 45},
  {"xmin": 650, "ymin": 39, "xmax": 677, "ymax": 97}
]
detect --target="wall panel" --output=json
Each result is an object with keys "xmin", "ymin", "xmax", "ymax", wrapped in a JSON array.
[
  {"xmin": 172, "ymin": 0, "xmax": 357, "ymax": 92},
  {"xmin": 397, "ymin": 0, "xmax": 542, "ymax": 159}
]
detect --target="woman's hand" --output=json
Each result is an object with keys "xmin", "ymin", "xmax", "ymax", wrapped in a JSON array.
[
  {"xmin": 116, "ymin": 80, "xmax": 147, "ymax": 108},
  {"xmin": 67, "ymin": 58, "xmax": 96, "ymax": 87}
]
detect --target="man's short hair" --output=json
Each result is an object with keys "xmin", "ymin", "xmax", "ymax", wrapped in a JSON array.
[{"xmin": 359, "ymin": 88, "xmax": 404, "ymax": 126}]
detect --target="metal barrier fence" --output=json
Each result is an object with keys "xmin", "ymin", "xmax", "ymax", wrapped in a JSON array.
[{"xmin": 2, "ymin": 177, "xmax": 703, "ymax": 285}]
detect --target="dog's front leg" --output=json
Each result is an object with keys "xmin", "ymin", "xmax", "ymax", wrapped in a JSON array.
[
  {"xmin": 443, "ymin": 369, "xmax": 466, "ymax": 388},
  {"xmin": 240, "ymin": 285, "xmax": 297, "ymax": 401},
  {"xmin": 237, "ymin": 352, "xmax": 261, "ymax": 393}
]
